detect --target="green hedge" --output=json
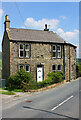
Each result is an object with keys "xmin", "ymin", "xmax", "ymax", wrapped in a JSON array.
[
  {"xmin": 47, "ymin": 71, "xmax": 64, "ymax": 83},
  {"xmin": 22, "ymin": 71, "xmax": 64, "ymax": 91},
  {"xmin": 8, "ymin": 68, "xmax": 31, "ymax": 89},
  {"xmin": 76, "ymin": 62, "xmax": 81, "ymax": 77},
  {"xmin": 8, "ymin": 70, "xmax": 64, "ymax": 91}
]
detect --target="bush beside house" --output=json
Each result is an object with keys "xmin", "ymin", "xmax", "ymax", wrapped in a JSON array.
[
  {"xmin": 76, "ymin": 59, "xmax": 81, "ymax": 77},
  {"xmin": 8, "ymin": 69, "xmax": 64, "ymax": 91},
  {"xmin": 8, "ymin": 69, "xmax": 31, "ymax": 89}
]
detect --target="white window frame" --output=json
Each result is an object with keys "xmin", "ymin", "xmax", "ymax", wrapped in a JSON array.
[
  {"xmin": 19, "ymin": 44, "xmax": 24, "ymax": 58},
  {"xmin": 25, "ymin": 65, "xmax": 30, "ymax": 72},
  {"xmin": 19, "ymin": 64, "xmax": 24, "ymax": 70},
  {"xmin": 52, "ymin": 45, "xmax": 56, "ymax": 58},
  {"xmin": 25, "ymin": 44, "xmax": 30, "ymax": 58},
  {"xmin": 52, "ymin": 65, "xmax": 57, "ymax": 72},
  {"xmin": 57, "ymin": 45, "xmax": 61, "ymax": 58},
  {"xmin": 58, "ymin": 64, "xmax": 62, "ymax": 71}
]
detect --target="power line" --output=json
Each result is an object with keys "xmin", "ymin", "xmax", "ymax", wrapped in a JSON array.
[{"xmin": 14, "ymin": 2, "xmax": 27, "ymax": 28}]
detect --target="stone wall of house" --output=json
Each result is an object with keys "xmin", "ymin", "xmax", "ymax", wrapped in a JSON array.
[
  {"xmin": 64, "ymin": 45, "xmax": 76, "ymax": 81},
  {"xmin": 70, "ymin": 46, "xmax": 76, "ymax": 80},
  {"xmin": 64, "ymin": 45, "xmax": 70, "ymax": 81},
  {"xmin": 2, "ymin": 32, "xmax": 10, "ymax": 85},
  {"xmin": 10, "ymin": 42, "xmax": 64, "ymax": 81},
  {"xmin": 9, "ymin": 42, "xmax": 76, "ymax": 82}
]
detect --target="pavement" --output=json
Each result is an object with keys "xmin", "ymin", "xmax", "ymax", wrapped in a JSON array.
[{"xmin": 1, "ymin": 77, "xmax": 80, "ymax": 119}]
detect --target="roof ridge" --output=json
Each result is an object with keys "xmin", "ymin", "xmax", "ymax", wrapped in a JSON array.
[{"xmin": 9, "ymin": 28, "xmax": 53, "ymax": 32}]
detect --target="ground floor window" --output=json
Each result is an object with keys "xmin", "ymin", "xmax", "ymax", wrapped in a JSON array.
[
  {"xmin": 58, "ymin": 65, "xmax": 62, "ymax": 71},
  {"xmin": 52, "ymin": 65, "xmax": 57, "ymax": 72},
  {"xmin": 19, "ymin": 64, "xmax": 30, "ymax": 73},
  {"xmin": 25, "ymin": 65, "xmax": 30, "ymax": 72},
  {"xmin": 52, "ymin": 64, "xmax": 62, "ymax": 72},
  {"xmin": 19, "ymin": 64, "xmax": 24, "ymax": 70}
]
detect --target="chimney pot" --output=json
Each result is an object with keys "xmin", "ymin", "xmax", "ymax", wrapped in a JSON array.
[
  {"xmin": 6, "ymin": 15, "xmax": 8, "ymax": 21},
  {"xmin": 44, "ymin": 24, "xmax": 49, "ymax": 31},
  {"xmin": 45, "ymin": 24, "xmax": 47, "ymax": 29},
  {"xmin": 4, "ymin": 15, "xmax": 10, "ymax": 31}
]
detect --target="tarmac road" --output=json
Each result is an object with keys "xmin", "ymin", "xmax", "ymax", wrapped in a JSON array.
[{"xmin": 2, "ymin": 78, "xmax": 80, "ymax": 119}]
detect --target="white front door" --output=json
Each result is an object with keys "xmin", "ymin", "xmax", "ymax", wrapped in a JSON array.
[{"xmin": 37, "ymin": 66, "xmax": 43, "ymax": 82}]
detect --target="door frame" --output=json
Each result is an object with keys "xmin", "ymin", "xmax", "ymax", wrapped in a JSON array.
[{"xmin": 36, "ymin": 65, "xmax": 44, "ymax": 82}]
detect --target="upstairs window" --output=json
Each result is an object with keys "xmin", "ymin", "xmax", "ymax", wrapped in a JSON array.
[
  {"xmin": 58, "ymin": 65, "xmax": 62, "ymax": 71},
  {"xmin": 52, "ymin": 65, "xmax": 57, "ymax": 72},
  {"xmin": 52, "ymin": 45, "xmax": 61, "ymax": 58},
  {"xmin": 25, "ymin": 44, "xmax": 30, "ymax": 58},
  {"xmin": 19, "ymin": 44, "xmax": 24, "ymax": 58},
  {"xmin": 19, "ymin": 44, "xmax": 30, "ymax": 58},
  {"xmin": 57, "ymin": 45, "xmax": 61, "ymax": 58},
  {"xmin": 52, "ymin": 45, "xmax": 56, "ymax": 58}
]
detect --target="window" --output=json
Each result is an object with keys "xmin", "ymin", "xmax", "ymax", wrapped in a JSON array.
[
  {"xmin": 19, "ymin": 64, "xmax": 24, "ymax": 70},
  {"xmin": 25, "ymin": 65, "xmax": 30, "ymax": 72},
  {"xmin": 52, "ymin": 45, "xmax": 61, "ymax": 58},
  {"xmin": 19, "ymin": 44, "xmax": 30, "ymax": 58},
  {"xmin": 57, "ymin": 45, "xmax": 61, "ymax": 58},
  {"xmin": 19, "ymin": 44, "xmax": 24, "ymax": 58},
  {"xmin": 25, "ymin": 44, "xmax": 30, "ymax": 58},
  {"xmin": 58, "ymin": 65, "xmax": 62, "ymax": 71},
  {"xmin": 52, "ymin": 65, "xmax": 57, "ymax": 72},
  {"xmin": 19, "ymin": 64, "xmax": 30, "ymax": 73},
  {"xmin": 52, "ymin": 45, "xmax": 56, "ymax": 58}
]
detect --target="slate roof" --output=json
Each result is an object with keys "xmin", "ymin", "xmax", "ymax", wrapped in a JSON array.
[{"xmin": 8, "ymin": 28, "xmax": 65, "ymax": 43}]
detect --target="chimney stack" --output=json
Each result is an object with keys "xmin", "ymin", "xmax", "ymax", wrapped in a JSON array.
[
  {"xmin": 44, "ymin": 24, "xmax": 49, "ymax": 31},
  {"xmin": 4, "ymin": 15, "xmax": 10, "ymax": 31}
]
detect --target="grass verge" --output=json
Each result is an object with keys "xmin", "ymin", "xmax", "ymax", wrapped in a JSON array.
[
  {"xmin": 2, "ymin": 88, "xmax": 24, "ymax": 92},
  {"xmin": 0, "ymin": 91, "xmax": 15, "ymax": 95}
]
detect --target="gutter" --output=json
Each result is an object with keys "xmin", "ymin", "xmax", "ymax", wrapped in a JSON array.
[{"xmin": 9, "ymin": 40, "xmax": 77, "ymax": 48}]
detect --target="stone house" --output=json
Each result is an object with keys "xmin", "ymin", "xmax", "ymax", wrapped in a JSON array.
[{"xmin": 2, "ymin": 15, "xmax": 76, "ymax": 85}]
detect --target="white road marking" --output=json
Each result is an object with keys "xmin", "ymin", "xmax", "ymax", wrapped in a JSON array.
[{"xmin": 51, "ymin": 95, "xmax": 74, "ymax": 111}]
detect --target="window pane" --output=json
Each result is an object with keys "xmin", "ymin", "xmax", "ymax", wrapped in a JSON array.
[
  {"xmin": 57, "ymin": 46, "xmax": 60, "ymax": 51},
  {"xmin": 25, "ymin": 65, "xmax": 30, "ymax": 72},
  {"xmin": 20, "ymin": 44, "xmax": 23, "ymax": 49},
  {"xmin": 25, "ymin": 51, "xmax": 29, "ymax": 58},
  {"xmin": 53, "ymin": 52, "xmax": 56, "ymax": 57},
  {"xmin": 52, "ymin": 65, "xmax": 56, "ymax": 71},
  {"xmin": 20, "ymin": 65, "xmax": 24, "ymax": 70},
  {"xmin": 53, "ymin": 45, "xmax": 56, "ymax": 50},
  {"xmin": 58, "ymin": 65, "xmax": 62, "ymax": 71},
  {"xmin": 57, "ymin": 52, "xmax": 61, "ymax": 58},
  {"xmin": 25, "ymin": 44, "xmax": 29, "ymax": 49},
  {"xmin": 20, "ymin": 51, "xmax": 24, "ymax": 57}
]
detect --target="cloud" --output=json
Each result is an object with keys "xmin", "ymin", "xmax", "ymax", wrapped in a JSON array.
[
  {"xmin": 56, "ymin": 28, "xmax": 79, "ymax": 57},
  {"xmin": 0, "ymin": 9, "xmax": 4, "ymax": 20},
  {"xmin": 60, "ymin": 16, "xmax": 67, "ymax": 20},
  {"xmin": 56, "ymin": 28, "xmax": 79, "ymax": 43},
  {"xmin": 23, "ymin": 17, "xmax": 79, "ymax": 57},
  {"xmin": 23, "ymin": 18, "xmax": 59, "ymax": 30}
]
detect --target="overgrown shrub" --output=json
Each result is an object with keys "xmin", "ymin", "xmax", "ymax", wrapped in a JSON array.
[
  {"xmin": 26, "ymin": 80, "xmax": 38, "ymax": 90},
  {"xmin": 42, "ymin": 77, "xmax": 52, "ymax": 87},
  {"xmin": 8, "ymin": 69, "xmax": 31, "ymax": 89},
  {"xmin": 8, "ymin": 69, "xmax": 64, "ymax": 91},
  {"xmin": 47, "ymin": 71, "xmax": 64, "ymax": 83},
  {"xmin": 76, "ymin": 61, "xmax": 81, "ymax": 77}
]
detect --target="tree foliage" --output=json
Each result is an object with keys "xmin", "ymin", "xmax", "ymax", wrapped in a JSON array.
[{"xmin": 8, "ymin": 69, "xmax": 31, "ymax": 89}]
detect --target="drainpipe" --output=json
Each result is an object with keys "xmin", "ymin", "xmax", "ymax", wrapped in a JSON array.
[
  {"xmin": 69, "ymin": 46, "xmax": 71, "ymax": 81},
  {"xmin": 63, "ymin": 45, "xmax": 65, "ymax": 79}
]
